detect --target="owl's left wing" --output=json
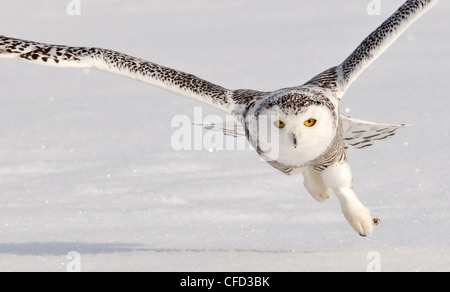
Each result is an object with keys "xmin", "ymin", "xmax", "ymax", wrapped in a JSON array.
[
  {"xmin": 305, "ymin": 0, "xmax": 439, "ymax": 99},
  {"xmin": 341, "ymin": 115, "xmax": 408, "ymax": 149},
  {"xmin": 0, "ymin": 35, "xmax": 263, "ymax": 115}
]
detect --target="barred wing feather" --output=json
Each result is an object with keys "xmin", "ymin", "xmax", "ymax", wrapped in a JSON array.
[{"xmin": 341, "ymin": 115, "xmax": 408, "ymax": 149}]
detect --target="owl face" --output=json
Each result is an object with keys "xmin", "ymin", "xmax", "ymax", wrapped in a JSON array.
[{"xmin": 251, "ymin": 103, "xmax": 337, "ymax": 166}]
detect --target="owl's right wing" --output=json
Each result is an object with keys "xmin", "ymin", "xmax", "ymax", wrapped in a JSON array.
[
  {"xmin": 341, "ymin": 115, "xmax": 408, "ymax": 149},
  {"xmin": 0, "ymin": 35, "xmax": 265, "ymax": 115},
  {"xmin": 306, "ymin": 0, "xmax": 439, "ymax": 99}
]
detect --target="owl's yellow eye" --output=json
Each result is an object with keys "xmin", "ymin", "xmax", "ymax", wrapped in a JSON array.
[
  {"xmin": 274, "ymin": 120, "xmax": 286, "ymax": 129},
  {"xmin": 304, "ymin": 118, "xmax": 316, "ymax": 127}
]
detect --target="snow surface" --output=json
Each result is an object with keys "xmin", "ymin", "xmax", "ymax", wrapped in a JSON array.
[{"xmin": 0, "ymin": 0, "xmax": 449, "ymax": 272}]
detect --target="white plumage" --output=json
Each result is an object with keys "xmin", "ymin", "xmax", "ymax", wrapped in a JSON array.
[{"xmin": 0, "ymin": 0, "xmax": 439, "ymax": 236}]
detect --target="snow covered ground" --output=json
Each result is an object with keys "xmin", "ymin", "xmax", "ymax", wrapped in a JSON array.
[{"xmin": 0, "ymin": 0, "xmax": 449, "ymax": 272}]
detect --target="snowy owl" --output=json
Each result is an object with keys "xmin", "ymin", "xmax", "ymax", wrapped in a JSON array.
[{"xmin": 0, "ymin": 0, "xmax": 439, "ymax": 236}]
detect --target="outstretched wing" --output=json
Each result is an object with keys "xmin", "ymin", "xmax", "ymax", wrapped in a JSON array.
[
  {"xmin": 306, "ymin": 0, "xmax": 439, "ymax": 99},
  {"xmin": 341, "ymin": 115, "xmax": 408, "ymax": 149},
  {"xmin": 0, "ymin": 35, "xmax": 254, "ymax": 114}
]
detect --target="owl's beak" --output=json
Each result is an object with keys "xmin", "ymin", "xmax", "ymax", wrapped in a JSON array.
[{"xmin": 292, "ymin": 133, "xmax": 298, "ymax": 149}]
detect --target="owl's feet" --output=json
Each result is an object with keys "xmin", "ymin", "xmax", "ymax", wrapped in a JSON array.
[
  {"xmin": 339, "ymin": 196, "xmax": 374, "ymax": 237},
  {"xmin": 309, "ymin": 188, "xmax": 331, "ymax": 203},
  {"xmin": 321, "ymin": 162, "xmax": 378, "ymax": 236},
  {"xmin": 303, "ymin": 166, "xmax": 331, "ymax": 203}
]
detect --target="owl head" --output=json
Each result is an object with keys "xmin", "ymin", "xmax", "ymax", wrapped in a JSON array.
[{"xmin": 248, "ymin": 90, "xmax": 338, "ymax": 166}]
